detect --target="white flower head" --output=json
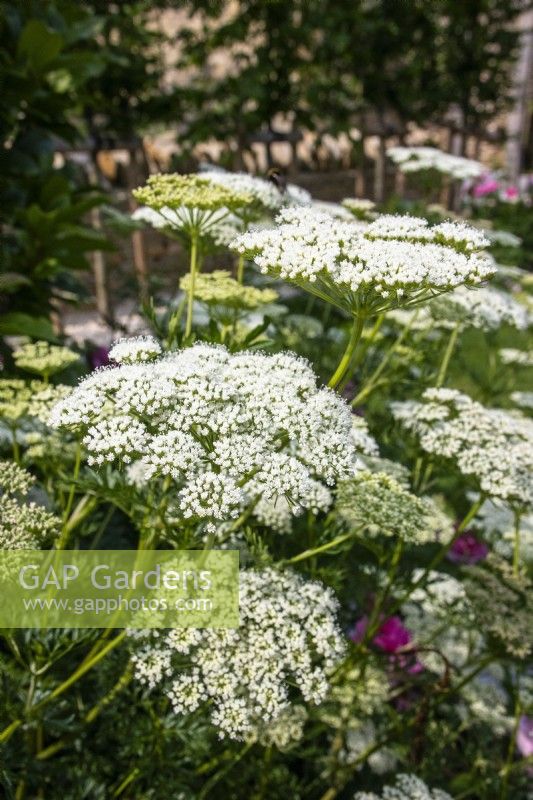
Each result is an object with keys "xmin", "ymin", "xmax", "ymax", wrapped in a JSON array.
[
  {"xmin": 431, "ymin": 285, "xmax": 530, "ymax": 331},
  {"xmin": 131, "ymin": 568, "xmax": 346, "ymax": 740},
  {"xmin": 392, "ymin": 388, "xmax": 533, "ymax": 509},
  {"xmin": 50, "ymin": 344, "xmax": 358, "ymax": 533},
  {"xmin": 109, "ymin": 336, "xmax": 162, "ymax": 365},
  {"xmin": 232, "ymin": 208, "xmax": 493, "ymax": 317},
  {"xmin": 354, "ymin": 772, "xmax": 453, "ymax": 799},
  {"xmin": 387, "ymin": 145, "xmax": 485, "ymax": 181}
]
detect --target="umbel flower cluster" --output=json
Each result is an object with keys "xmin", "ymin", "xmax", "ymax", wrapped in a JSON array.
[
  {"xmin": 232, "ymin": 207, "xmax": 493, "ymax": 317},
  {"xmin": 13, "ymin": 340, "xmax": 80, "ymax": 379},
  {"xmin": 200, "ymin": 169, "xmax": 285, "ymax": 217},
  {"xmin": 179, "ymin": 270, "xmax": 278, "ymax": 311},
  {"xmin": 0, "ymin": 461, "xmax": 59, "ymax": 549},
  {"xmin": 392, "ymin": 388, "xmax": 533, "ymax": 509},
  {"xmin": 354, "ymin": 772, "xmax": 453, "ymax": 800},
  {"xmin": 132, "ymin": 205, "xmax": 243, "ymax": 249},
  {"xmin": 463, "ymin": 555, "xmax": 532, "ymax": 660},
  {"xmin": 336, "ymin": 471, "xmax": 450, "ymax": 544},
  {"xmin": 133, "ymin": 173, "xmax": 252, "ymax": 214},
  {"xmin": 387, "ymin": 145, "xmax": 484, "ymax": 181},
  {"xmin": 132, "ymin": 173, "xmax": 253, "ymax": 244},
  {"xmin": 431, "ymin": 285, "xmax": 530, "ymax": 331},
  {"xmin": 0, "ymin": 379, "xmax": 70, "ymax": 425},
  {"xmin": 131, "ymin": 568, "xmax": 345, "ymax": 739},
  {"xmin": 50, "ymin": 341, "xmax": 358, "ymax": 533}
]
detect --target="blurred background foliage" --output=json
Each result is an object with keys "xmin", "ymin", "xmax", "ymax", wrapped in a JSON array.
[{"xmin": 0, "ymin": 0, "xmax": 529, "ymax": 332}]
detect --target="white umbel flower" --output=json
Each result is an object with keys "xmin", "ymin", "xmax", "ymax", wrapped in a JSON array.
[
  {"xmin": 131, "ymin": 568, "xmax": 346, "ymax": 740},
  {"xmin": 387, "ymin": 145, "xmax": 484, "ymax": 181},
  {"xmin": 232, "ymin": 208, "xmax": 493, "ymax": 317},
  {"xmin": 202, "ymin": 169, "xmax": 284, "ymax": 215},
  {"xmin": 500, "ymin": 348, "xmax": 533, "ymax": 367},
  {"xmin": 431, "ymin": 285, "xmax": 530, "ymax": 331},
  {"xmin": 50, "ymin": 344, "xmax": 358, "ymax": 533},
  {"xmin": 109, "ymin": 336, "xmax": 162, "ymax": 364},
  {"xmin": 392, "ymin": 388, "xmax": 533, "ymax": 509}
]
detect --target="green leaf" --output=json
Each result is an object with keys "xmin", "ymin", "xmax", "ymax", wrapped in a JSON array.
[
  {"xmin": 101, "ymin": 206, "xmax": 143, "ymax": 234},
  {"xmin": 17, "ymin": 20, "xmax": 64, "ymax": 72},
  {"xmin": 0, "ymin": 313, "xmax": 58, "ymax": 341},
  {"xmin": 0, "ymin": 273, "xmax": 32, "ymax": 294}
]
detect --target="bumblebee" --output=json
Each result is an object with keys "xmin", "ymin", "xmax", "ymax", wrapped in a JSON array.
[{"xmin": 267, "ymin": 167, "xmax": 287, "ymax": 194}]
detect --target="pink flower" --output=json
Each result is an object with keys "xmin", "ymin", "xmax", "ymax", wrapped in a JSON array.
[
  {"xmin": 447, "ymin": 532, "xmax": 488, "ymax": 564},
  {"xmin": 350, "ymin": 615, "xmax": 424, "ymax": 674},
  {"xmin": 373, "ymin": 616, "xmax": 412, "ymax": 652},
  {"xmin": 504, "ymin": 186, "xmax": 519, "ymax": 200},
  {"xmin": 517, "ymin": 716, "xmax": 533, "ymax": 758},
  {"xmin": 473, "ymin": 178, "xmax": 499, "ymax": 198}
]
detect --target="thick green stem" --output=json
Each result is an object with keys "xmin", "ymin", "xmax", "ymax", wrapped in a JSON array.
[
  {"xmin": 436, "ymin": 321, "xmax": 461, "ymax": 388},
  {"xmin": 61, "ymin": 444, "xmax": 81, "ymax": 527},
  {"xmin": 352, "ymin": 311, "xmax": 417, "ymax": 406},
  {"xmin": 363, "ymin": 538, "xmax": 403, "ymax": 643},
  {"xmin": 237, "ymin": 253, "xmax": 245, "ymax": 284},
  {"xmin": 328, "ymin": 315, "xmax": 365, "ymax": 389},
  {"xmin": 185, "ymin": 234, "xmax": 198, "ymax": 338}
]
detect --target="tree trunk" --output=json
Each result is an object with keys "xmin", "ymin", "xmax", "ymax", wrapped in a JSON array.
[{"xmin": 373, "ymin": 135, "xmax": 387, "ymax": 203}]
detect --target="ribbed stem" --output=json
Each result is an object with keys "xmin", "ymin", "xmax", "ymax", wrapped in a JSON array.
[
  {"xmin": 327, "ymin": 315, "xmax": 365, "ymax": 389},
  {"xmin": 185, "ymin": 234, "xmax": 198, "ymax": 338}
]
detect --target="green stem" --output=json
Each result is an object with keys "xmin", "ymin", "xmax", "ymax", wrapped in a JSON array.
[
  {"xmin": 57, "ymin": 494, "xmax": 97, "ymax": 549},
  {"xmin": 198, "ymin": 741, "xmax": 254, "ymax": 800},
  {"xmin": 436, "ymin": 321, "xmax": 461, "ymax": 388},
  {"xmin": 328, "ymin": 315, "xmax": 365, "ymax": 389},
  {"xmin": 0, "ymin": 633, "xmax": 126, "ymax": 745},
  {"xmin": 237, "ymin": 253, "xmax": 245, "ymax": 284},
  {"xmin": 284, "ymin": 529, "xmax": 361, "ymax": 564},
  {"xmin": 352, "ymin": 312, "xmax": 417, "ymax": 406},
  {"xmin": 363, "ymin": 538, "xmax": 403, "ymax": 643},
  {"xmin": 61, "ymin": 444, "xmax": 81, "ymax": 526},
  {"xmin": 113, "ymin": 768, "xmax": 140, "ymax": 797},
  {"xmin": 167, "ymin": 294, "xmax": 187, "ymax": 347},
  {"xmin": 185, "ymin": 234, "xmax": 198, "ymax": 338}
]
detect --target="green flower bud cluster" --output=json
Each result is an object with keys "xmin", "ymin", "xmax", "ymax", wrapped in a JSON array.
[
  {"xmin": 0, "ymin": 460, "xmax": 35, "ymax": 497},
  {"xmin": 336, "ymin": 470, "xmax": 429, "ymax": 540},
  {"xmin": 133, "ymin": 173, "xmax": 253, "ymax": 213},
  {"xmin": 14, "ymin": 341, "xmax": 80, "ymax": 379},
  {"xmin": 0, "ymin": 462, "xmax": 59, "ymax": 549},
  {"xmin": 0, "ymin": 379, "xmax": 71, "ymax": 424},
  {"xmin": 179, "ymin": 270, "xmax": 278, "ymax": 310}
]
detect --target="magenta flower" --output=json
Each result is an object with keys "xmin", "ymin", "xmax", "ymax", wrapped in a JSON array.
[
  {"xmin": 350, "ymin": 615, "xmax": 412, "ymax": 651},
  {"xmin": 447, "ymin": 532, "xmax": 488, "ymax": 564},
  {"xmin": 350, "ymin": 614, "xmax": 424, "ymax": 677},
  {"xmin": 504, "ymin": 186, "xmax": 519, "ymax": 201},
  {"xmin": 517, "ymin": 716, "xmax": 533, "ymax": 758},
  {"xmin": 473, "ymin": 178, "xmax": 499, "ymax": 198},
  {"xmin": 373, "ymin": 616, "xmax": 412, "ymax": 653}
]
